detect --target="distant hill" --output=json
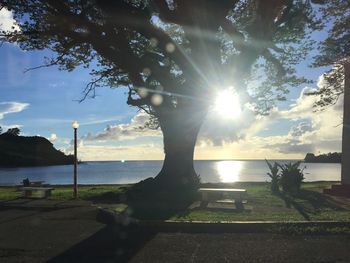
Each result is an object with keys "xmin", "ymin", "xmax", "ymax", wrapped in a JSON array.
[
  {"xmin": 304, "ymin": 152, "xmax": 341, "ymax": 163},
  {"xmin": 0, "ymin": 133, "xmax": 74, "ymax": 167}
]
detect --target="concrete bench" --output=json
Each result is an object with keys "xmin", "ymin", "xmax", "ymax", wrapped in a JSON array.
[
  {"xmin": 19, "ymin": 187, "xmax": 54, "ymax": 199},
  {"xmin": 29, "ymin": 181, "xmax": 45, "ymax": 186},
  {"xmin": 198, "ymin": 188, "xmax": 247, "ymax": 208}
]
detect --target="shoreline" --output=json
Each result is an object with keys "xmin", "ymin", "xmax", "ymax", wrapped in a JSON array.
[{"xmin": 0, "ymin": 180, "xmax": 341, "ymax": 187}]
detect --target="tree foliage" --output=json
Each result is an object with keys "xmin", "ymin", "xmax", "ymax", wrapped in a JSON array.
[
  {"xmin": 278, "ymin": 161, "xmax": 305, "ymax": 194},
  {"xmin": 5, "ymin": 127, "xmax": 21, "ymax": 136},
  {"xmin": 0, "ymin": 0, "xmax": 321, "ymax": 115},
  {"xmin": 309, "ymin": 0, "xmax": 350, "ymax": 109},
  {"xmin": 0, "ymin": 1, "xmax": 324, "ymax": 188},
  {"xmin": 266, "ymin": 159, "xmax": 280, "ymax": 193}
]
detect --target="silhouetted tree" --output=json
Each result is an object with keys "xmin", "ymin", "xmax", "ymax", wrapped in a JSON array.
[
  {"xmin": 0, "ymin": 1, "xmax": 322, "ymax": 190},
  {"xmin": 5, "ymin": 127, "xmax": 21, "ymax": 136},
  {"xmin": 308, "ymin": 0, "xmax": 350, "ymax": 109},
  {"xmin": 0, "ymin": 126, "xmax": 2, "ymax": 134}
]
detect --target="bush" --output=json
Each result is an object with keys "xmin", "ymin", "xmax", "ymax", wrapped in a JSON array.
[
  {"xmin": 265, "ymin": 160, "xmax": 280, "ymax": 193},
  {"xmin": 278, "ymin": 161, "xmax": 305, "ymax": 194}
]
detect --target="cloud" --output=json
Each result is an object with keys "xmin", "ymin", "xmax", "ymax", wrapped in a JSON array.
[
  {"xmin": 49, "ymin": 133, "xmax": 57, "ymax": 142},
  {"xmin": 63, "ymin": 143, "xmax": 164, "ymax": 161},
  {"xmin": 62, "ymin": 72, "xmax": 342, "ymax": 160},
  {"xmin": 289, "ymin": 122, "xmax": 313, "ymax": 137},
  {"xmin": 0, "ymin": 101, "xmax": 29, "ymax": 120},
  {"xmin": 197, "ymin": 73, "xmax": 343, "ymax": 157},
  {"xmin": 57, "ymin": 111, "xmax": 164, "ymax": 160},
  {"xmin": 82, "ymin": 111, "xmax": 161, "ymax": 141},
  {"xmin": 0, "ymin": 8, "xmax": 20, "ymax": 32}
]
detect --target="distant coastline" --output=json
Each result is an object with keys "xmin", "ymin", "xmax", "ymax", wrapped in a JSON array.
[
  {"xmin": 0, "ymin": 133, "xmax": 74, "ymax": 167},
  {"xmin": 304, "ymin": 152, "xmax": 341, "ymax": 163}
]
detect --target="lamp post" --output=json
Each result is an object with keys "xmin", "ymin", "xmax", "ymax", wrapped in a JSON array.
[{"xmin": 72, "ymin": 120, "xmax": 79, "ymax": 199}]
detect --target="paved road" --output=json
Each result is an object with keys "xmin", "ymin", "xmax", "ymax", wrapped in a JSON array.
[
  {"xmin": 0, "ymin": 206, "xmax": 350, "ymax": 262},
  {"xmin": 130, "ymin": 233, "xmax": 350, "ymax": 263}
]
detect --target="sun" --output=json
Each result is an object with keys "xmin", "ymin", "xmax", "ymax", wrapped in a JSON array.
[{"xmin": 214, "ymin": 88, "xmax": 241, "ymax": 119}]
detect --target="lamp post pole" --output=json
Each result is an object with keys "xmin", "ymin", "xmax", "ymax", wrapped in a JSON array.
[{"xmin": 72, "ymin": 121, "xmax": 79, "ymax": 199}]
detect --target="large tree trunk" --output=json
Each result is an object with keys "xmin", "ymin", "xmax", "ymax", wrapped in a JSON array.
[{"xmin": 155, "ymin": 105, "xmax": 207, "ymax": 190}]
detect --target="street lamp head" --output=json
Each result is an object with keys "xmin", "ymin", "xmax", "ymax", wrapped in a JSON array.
[{"xmin": 72, "ymin": 120, "xmax": 79, "ymax": 129}]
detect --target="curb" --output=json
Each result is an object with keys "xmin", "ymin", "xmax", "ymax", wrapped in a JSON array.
[
  {"xmin": 139, "ymin": 220, "xmax": 350, "ymax": 233},
  {"xmin": 0, "ymin": 199, "xmax": 93, "ymax": 209},
  {"xmin": 96, "ymin": 208, "xmax": 350, "ymax": 233}
]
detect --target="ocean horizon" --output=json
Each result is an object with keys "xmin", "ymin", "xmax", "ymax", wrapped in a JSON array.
[{"xmin": 0, "ymin": 159, "xmax": 341, "ymax": 186}]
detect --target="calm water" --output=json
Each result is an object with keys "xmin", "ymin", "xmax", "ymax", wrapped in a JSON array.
[{"xmin": 0, "ymin": 160, "xmax": 341, "ymax": 186}]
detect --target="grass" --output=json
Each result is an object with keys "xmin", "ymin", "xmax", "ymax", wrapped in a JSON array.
[
  {"xmin": 1, "ymin": 182, "xmax": 350, "ymax": 222},
  {"xmin": 0, "ymin": 184, "xmax": 128, "ymax": 201},
  {"xmin": 170, "ymin": 182, "xmax": 350, "ymax": 222}
]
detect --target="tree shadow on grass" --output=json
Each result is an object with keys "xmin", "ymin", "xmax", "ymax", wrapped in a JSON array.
[
  {"xmin": 86, "ymin": 184, "xmax": 196, "ymax": 221},
  {"xmin": 125, "ymin": 192, "xmax": 195, "ymax": 220},
  {"xmin": 85, "ymin": 190, "xmax": 126, "ymax": 204},
  {"xmin": 276, "ymin": 189, "xmax": 349, "ymax": 221}
]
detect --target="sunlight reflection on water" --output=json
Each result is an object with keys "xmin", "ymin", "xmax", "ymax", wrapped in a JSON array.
[{"xmin": 216, "ymin": 160, "xmax": 242, "ymax": 183}]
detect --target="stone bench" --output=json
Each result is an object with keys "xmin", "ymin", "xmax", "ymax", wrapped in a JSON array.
[
  {"xmin": 198, "ymin": 188, "xmax": 247, "ymax": 209},
  {"xmin": 19, "ymin": 187, "xmax": 54, "ymax": 199}
]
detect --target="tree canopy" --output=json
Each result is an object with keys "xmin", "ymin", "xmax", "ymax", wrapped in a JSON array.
[
  {"xmin": 0, "ymin": 0, "xmax": 325, "ymax": 189},
  {"xmin": 1, "ymin": 1, "xmax": 321, "ymax": 114},
  {"xmin": 308, "ymin": 0, "xmax": 350, "ymax": 109},
  {"xmin": 5, "ymin": 127, "xmax": 21, "ymax": 136}
]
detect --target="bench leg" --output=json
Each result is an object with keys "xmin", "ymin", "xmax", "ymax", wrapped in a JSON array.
[
  {"xmin": 24, "ymin": 190, "xmax": 32, "ymax": 198},
  {"xmin": 44, "ymin": 190, "xmax": 52, "ymax": 198},
  {"xmin": 200, "ymin": 200, "xmax": 209, "ymax": 208},
  {"xmin": 200, "ymin": 192, "xmax": 209, "ymax": 208},
  {"xmin": 235, "ymin": 194, "xmax": 244, "ymax": 210}
]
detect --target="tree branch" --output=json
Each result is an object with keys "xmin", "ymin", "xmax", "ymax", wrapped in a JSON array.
[{"xmin": 23, "ymin": 57, "xmax": 61, "ymax": 73}]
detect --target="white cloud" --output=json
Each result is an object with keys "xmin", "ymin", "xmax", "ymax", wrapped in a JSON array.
[
  {"xmin": 0, "ymin": 8, "xmax": 20, "ymax": 32},
  {"xmin": 82, "ymin": 111, "xmax": 161, "ymax": 141},
  {"xmin": 197, "ymin": 74, "xmax": 343, "ymax": 157},
  {"xmin": 49, "ymin": 133, "xmax": 57, "ymax": 142},
  {"xmin": 0, "ymin": 101, "xmax": 29, "ymax": 120},
  {"xmin": 62, "ymin": 72, "xmax": 343, "ymax": 160},
  {"xmin": 63, "ymin": 143, "xmax": 164, "ymax": 161}
]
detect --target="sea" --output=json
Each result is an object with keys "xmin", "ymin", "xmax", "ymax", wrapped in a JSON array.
[{"xmin": 0, "ymin": 160, "xmax": 341, "ymax": 186}]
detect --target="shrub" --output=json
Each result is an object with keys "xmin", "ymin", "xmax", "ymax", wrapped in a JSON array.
[
  {"xmin": 266, "ymin": 160, "xmax": 280, "ymax": 193},
  {"xmin": 278, "ymin": 161, "xmax": 305, "ymax": 194}
]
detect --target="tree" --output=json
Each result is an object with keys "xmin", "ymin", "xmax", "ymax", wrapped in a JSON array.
[
  {"xmin": 0, "ymin": 1, "xmax": 321, "ymax": 190},
  {"xmin": 308, "ymin": 0, "xmax": 350, "ymax": 108},
  {"xmin": 5, "ymin": 127, "xmax": 20, "ymax": 136},
  {"xmin": 0, "ymin": 126, "xmax": 2, "ymax": 134}
]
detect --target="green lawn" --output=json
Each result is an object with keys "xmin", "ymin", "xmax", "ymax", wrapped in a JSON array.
[
  {"xmin": 1, "ymin": 182, "xmax": 350, "ymax": 222},
  {"xmin": 170, "ymin": 182, "xmax": 350, "ymax": 222},
  {"xmin": 0, "ymin": 185, "xmax": 128, "ymax": 201}
]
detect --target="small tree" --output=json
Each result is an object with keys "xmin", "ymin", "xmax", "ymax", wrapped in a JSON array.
[
  {"xmin": 278, "ymin": 161, "xmax": 305, "ymax": 194},
  {"xmin": 0, "ymin": 126, "xmax": 2, "ymax": 134},
  {"xmin": 265, "ymin": 160, "xmax": 280, "ymax": 194},
  {"xmin": 5, "ymin": 127, "xmax": 21, "ymax": 136}
]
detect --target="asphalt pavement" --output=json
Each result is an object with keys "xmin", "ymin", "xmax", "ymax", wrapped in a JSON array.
[{"xmin": 0, "ymin": 202, "xmax": 350, "ymax": 262}]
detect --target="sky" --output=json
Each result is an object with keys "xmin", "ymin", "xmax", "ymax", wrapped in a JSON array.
[{"xmin": 0, "ymin": 7, "xmax": 343, "ymax": 161}]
